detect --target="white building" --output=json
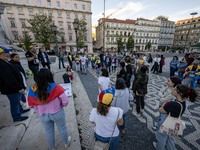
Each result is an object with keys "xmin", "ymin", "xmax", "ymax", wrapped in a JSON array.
[
  {"xmin": 0, "ymin": 0, "xmax": 92, "ymax": 52},
  {"xmin": 134, "ymin": 18, "xmax": 160, "ymax": 51}
]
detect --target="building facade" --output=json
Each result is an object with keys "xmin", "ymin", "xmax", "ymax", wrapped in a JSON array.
[
  {"xmin": 96, "ymin": 17, "xmax": 161, "ymax": 51},
  {"xmin": 173, "ymin": 16, "xmax": 200, "ymax": 49},
  {"xmin": 0, "ymin": 0, "xmax": 92, "ymax": 52},
  {"xmin": 134, "ymin": 18, "xmax": 160, "ymax": 51},
  {"xmin": 155, "ymin": 16, "xmax": 175, "ymax": 50},
  {"xmin": 96, "ymin": 18, "xmax": 136, "ymax": 51}
]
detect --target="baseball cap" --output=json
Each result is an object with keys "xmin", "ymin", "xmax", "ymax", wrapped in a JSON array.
[
  {"xmin": 98, "ymin": 87, "xmax": 115, "ymax": 105},
  {"xmin": 0, "ymin": 46, "xmax": 12, "ymax": 53}
]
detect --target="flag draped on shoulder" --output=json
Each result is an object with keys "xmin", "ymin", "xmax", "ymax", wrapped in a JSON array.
[{"xmin": 28, "ymin": 83, "xmax": 65, "ymax": 106}]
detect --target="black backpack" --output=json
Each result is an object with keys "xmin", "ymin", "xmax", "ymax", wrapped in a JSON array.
[{"xmin": 63, "ymin": 73, "xmax": 70, "ymax": 83}]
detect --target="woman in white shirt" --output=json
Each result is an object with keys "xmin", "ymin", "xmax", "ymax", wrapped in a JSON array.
[
  {"xmin": 89, "ymin": 87, "xmax": 123, "ymax": 150},
  {"xmin": 98, "ymin": 68, "xmax": 111, "ymax": 93}
]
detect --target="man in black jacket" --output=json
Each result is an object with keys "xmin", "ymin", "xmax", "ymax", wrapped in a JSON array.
[{"xmin": 0, "ymin": 47, "xmax": 29, "ymax": 122}]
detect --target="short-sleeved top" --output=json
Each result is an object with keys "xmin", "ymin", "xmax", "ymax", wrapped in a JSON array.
[
  {"xmin": 89, "ymin": 107, "xmax": 123, "ymax": 138},
  {"xmin": 80, "ymin": 56, "xmax": 87, "ymax": 65},
  {"xmin": 25, "ymin": 51, "xmax": 39, "ymax": 67},
  {"xmin": 163, "ymin": 100, "xmax": 186, "ymax": 118},
  {"xmin": 98, "ymin": 76, "xmax": 110, "ymax": 93}
]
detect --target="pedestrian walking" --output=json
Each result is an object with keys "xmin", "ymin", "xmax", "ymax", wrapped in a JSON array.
[
  {"xmin": 91, "ymin": 54, "xmax": 96, "ymax": 70},
  {"xmin": 89, "ymin": 87, "xmax": 123, "ymax": 150},
  {"xmin": 28, "ymin": 68, "xmax": 71, "ymax": 149},
  {"xmin": 58, "ymin": 47, "xmax": 66, "ymax": 69},
  {"xmin": 0, "ymin": 47, "xmax": 29, "ymax": 122},
  {"xmin": 67, "ymin": 52, "xmax": 73, "ymax": 69},
  {"xmin": 80, "ymin": 53, "xmax": 88, "ymax": 75},
  {"xmin": 75, "ymin": 54, "xmax": 80, "ymax": 72},
  {"xmin": 95, "ymin": 56, "xmax": 101, "ymax": 76},
  {"xmin": 152, "ymin": 54, "xmax": 160, "ymax": 74},
  {"xmin": 98, "ymin": 68, "xmax": 111, "ymax": 93},
  {"xmin": 25, "ymin": 46, "xmax": 39, "ymax": 81}
]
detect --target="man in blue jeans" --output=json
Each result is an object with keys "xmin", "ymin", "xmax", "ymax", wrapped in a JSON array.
[{"xmin": 0, "ymin": 46, "xmax": 29, "ymax": 122}]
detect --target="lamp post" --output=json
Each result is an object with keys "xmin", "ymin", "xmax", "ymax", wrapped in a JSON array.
[
  {"xmin": 103, "ymin": 0, "xmax": 106, "ymax": 52},
  {"xmin": 73, "ymin": 18, "xmax": 79, "ymax": 55},
  {"xmin": 184, "ymin": 12, "xmax": 198, "ymax": 53},
  {"xmin": 51, "ymin": 24, "xmax": 58, "ymax": 54}
]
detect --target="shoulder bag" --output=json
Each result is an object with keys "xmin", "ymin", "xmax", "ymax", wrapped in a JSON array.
[{"xmin": 159, "ymin": 101, "xmax": 186, "ymax": 138}]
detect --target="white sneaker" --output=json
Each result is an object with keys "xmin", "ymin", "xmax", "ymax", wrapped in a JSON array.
[
  {"xmin": 140, "ymin": 109, "xmax": 144, "ymax": 113},
  {"xmin": 132, "ymin": 110, "xmax": 141, "ymax": 117},
  {"xmin": 153, "ymin": 141, "xmax": 157, "ymax": 149},
  {"xmin": 64, "ymin": 136, "xmax": 71, "ymax": 148}
]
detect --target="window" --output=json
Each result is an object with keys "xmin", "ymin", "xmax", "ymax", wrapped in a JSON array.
[
  {"xmin": 12, "ymin": 31, "xmax": 19, "ymax": 40},
  {"xmin": 10, "ymin": 20, "xmax": 16, "ymax": 27},
  {"xmin": 47, "ymin": 0, "xmax": 51, "ymax": 7},
  {"xmin": 21, "ymin": 20, "xmax": 26, "ymax": 28},
  {"xmin": 68, "ymin": 33, "xmax": 72, "ymax": 41},
  {"xmin": 84, "ymin": 34, "xmax": 87, "ymax": 41},
  {"xmin": 66, "ymin": 12, "xmax": 70, "ymax": 19},
  {"xmin": 58, "ymin": 11, "xmax": 62, "ymax": 18},
  {"xmin": 82, "ymin": 14, "xmax": 86, "ymax": 19},
  {"xmin": 58, "ymin": 21, "xmax": 63, "ymax": 27},
  {"xmin": 82, "ymin": 4, "xmax": 85, "ymax": 10},
  {"xmin": 6, "ymin": 7, "xmax": 13, "ymax": 14},
  {"xmin": 37, "ymin": 0, "xmax": 41, "ymax": 5},
  {"xmin": 74, "ymin": 3, "xmax": 77, "ymax": 9},
  {"xmin": 28, "ymin": 8, "xmax": 34, "ymax": 15},
  {"xmin": 26, "ymin": 0, "xmax": 31, "ymax": 4},
  {"xmin": 57, "ymin": 1, "xmax": 60, "ymax": 7},
  {"xmin": 68, "ymin": 22, "xmax": 71, "ymax": 30},
  {"xmin": 74, "ymin": 13, "xmax": 78, "ymax": 19},
  {"xmin": 17, "ymin": 7, "xmax": 24, "ymax": 15},
  {"xmin": 65, "ymin": 2, "xmax": 70, "ymax": 9},
  {"xmin": 48, "ymin": 11, "xmax": 53, "ymax": 17},
  {"xmin": 38, "ymin": 9, "xmax": 43, "ymax": 15}
]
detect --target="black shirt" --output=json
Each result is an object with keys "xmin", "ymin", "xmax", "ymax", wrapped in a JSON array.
[
  {"xmin": 163, "ymin": 100, "xmax": 186, "ymax": 118},
  {"xmin": 25, "ymin": 51, "xmax": 39, "ymax": 67}
]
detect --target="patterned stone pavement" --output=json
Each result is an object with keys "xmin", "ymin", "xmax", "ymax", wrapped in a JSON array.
[{"xmin": 86, "ymin": 57, "xmax": 200, "ymax": 150}]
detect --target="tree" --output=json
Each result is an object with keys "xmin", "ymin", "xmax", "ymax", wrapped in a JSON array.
[
  {"xmin": 126, "ymin": 36, "xmax": 134, "ymax": 51},
  {"xmin": 21, "ymin": 32, "xmax": 33, "ymax": 51},
  {"xmin": 77, "ymin": 19, "xmax": 87, "ymax": 49},
  {"xmin": 145, "ymin": 41, "xmax": 152, "ymax": 50},
  {"xmin": 27, "ymin": 14, "xmax": 54, "ymax": 47},
  {"xmin": 117, "ymin": 38, "xmax": 124, "ymax": 54}
]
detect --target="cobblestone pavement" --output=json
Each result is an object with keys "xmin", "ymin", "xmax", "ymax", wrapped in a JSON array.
[{"xmin": 82, "ymin": 56, "xmax": 200, "ymax": 150}]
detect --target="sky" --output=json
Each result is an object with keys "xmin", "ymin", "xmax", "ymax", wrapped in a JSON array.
[{"xmin": 91, "ymin": 0, "xmax": 200, "ymax": 26}]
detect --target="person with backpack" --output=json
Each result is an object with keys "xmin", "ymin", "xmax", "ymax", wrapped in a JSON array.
[{"xmin": 132, "ymin": 65, "xmax": 149, "ymax": 117}]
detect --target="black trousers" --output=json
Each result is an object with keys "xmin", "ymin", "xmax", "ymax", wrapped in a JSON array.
[{"xmin": 135, "ymin": 95, "xmax": 145, "ymax": 113}]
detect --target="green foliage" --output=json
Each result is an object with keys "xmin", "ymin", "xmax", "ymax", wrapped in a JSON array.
[
  {"xmin": 21, "ymin": 32, "xmax": 33, "ymax": 51},
  {"xmin": 27, "ymin": 14, "xmax": 54, "ymax": 47},
  {"xmin": 126, "ymin": 36, "xmax": 134, "ymax": 50},
  {"xmin": 77, "ymin": 19, "xmax": 87, "ymax": 48},
  {"xmin": 145, "ymin": 41, "xmax": 152, "ymax": 50},
  {"xmin": 117, "ymin": 38, "xmax": 124, "ymax": 48}
]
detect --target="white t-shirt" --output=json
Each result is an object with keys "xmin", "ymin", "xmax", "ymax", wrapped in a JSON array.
[
  {"xmin": 98, "ymin": 76, "xmax": 110, "ymax": 93},
  {"xmin": 89, "ymin": 107, "xmax": 123, "ymax": 137},
  {"xmin": 80, "ymin": 56, "xmax": 87, "ymax": 65}
]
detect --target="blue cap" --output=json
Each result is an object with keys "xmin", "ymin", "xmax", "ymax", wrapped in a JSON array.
[{"xmin": 0, "ymin": 46, "xmax": 12, "ymax": 53}]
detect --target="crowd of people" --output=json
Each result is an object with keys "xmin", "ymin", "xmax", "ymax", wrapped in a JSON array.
[{"xmin": 0, "ymin": 45, "xmax": 199, "ymax": 149}]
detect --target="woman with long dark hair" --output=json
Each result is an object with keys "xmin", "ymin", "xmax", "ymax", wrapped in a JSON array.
[
  {"xmin": 28, "ymin": 68, "xmax": 71, "ymax": 149},
  {"xmin": 154, "ymin": 84, "xmax": 197, "ymax": 149},
  {"xmin": 89, "ymin": 87, "xmax": 123, "ymax": 150}
]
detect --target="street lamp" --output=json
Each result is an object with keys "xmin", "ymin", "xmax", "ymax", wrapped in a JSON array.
[
  {"xmin": 184, "ymin": 12, "xmax": 198, "ymax": 53},
  {"xmin": 51, "ymin": 24, "xmax": 58, "ymax": 54},
  {"xmin": 73, "ymin": 18, "xmax": 79, "ymax": 54}
]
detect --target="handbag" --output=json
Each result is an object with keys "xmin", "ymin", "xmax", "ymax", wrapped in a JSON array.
[
  {"xmin": 159, "ymin": 101, "xmax": 186, "ymax": 137},
  {"xmin": 92, "ymin": 108, "xmax": 120, "ymax": 150}
]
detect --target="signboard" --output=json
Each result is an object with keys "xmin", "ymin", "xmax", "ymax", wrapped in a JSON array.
[{"xmin": 60, "ymin": 83, "xmax": 72, "ymax": 97}]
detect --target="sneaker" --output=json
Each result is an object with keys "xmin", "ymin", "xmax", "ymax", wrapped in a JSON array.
[
  {"xmin": 21, "ymin": 109, "xmax": 30, "ymax": 113},
  {"xmin": 132, "ymin": 111, "xmax": 141, "ymax": 117},
  {"xmin": 64, "ymin": 136, "xmax": 71, "ymax": 148},
  {"xmin": 13, "ymin": 116, "xmax": 29, "ymax": 122},
  {"xmin": 140, "ymin": 109, "xmax": 144, "ymax": 113},
  {"xmin": 153, "ymin": 141, "xmax": 157, "ymax": 149},
  {"xmin": 152, "ymin": 126, "xmax": 157, "ymax": 131}
]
